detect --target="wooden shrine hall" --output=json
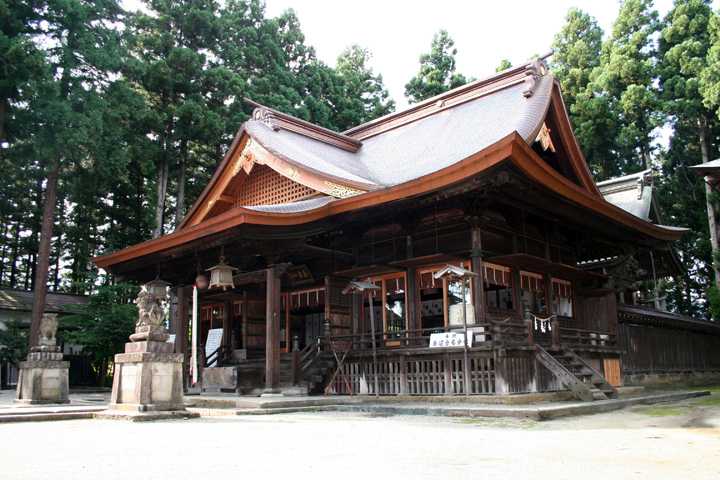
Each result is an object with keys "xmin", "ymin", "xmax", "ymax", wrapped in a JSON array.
[{"xmin": 94, "ymin": 59, "xmax": 720, "ymax": 400}]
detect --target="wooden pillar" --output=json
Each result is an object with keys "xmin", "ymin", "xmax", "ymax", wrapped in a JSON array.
[
  {"xmin": 264, "ymin": 266, "xmax": 281, "ymax": 394},
  {"xmin": 470, "ymin": 225, "xmax": 486, "ymax": 325},
  {"xmin": 174, "ymin": 286, "xmax": 189, "ymax": 355},
  {"xmin": 512, "ymin": 269, "xmax": 524, "ymax": 319},
  {"xmin": 241, "ymin": 291, "xmax": 248, "ymax": 350},
  {"xmin": 406, "ymin": 266, "xmax": 418, "ymax": 334},
  {"xmin": 222, "ymin": 299, "xmax": 232, "ymax": 360}
]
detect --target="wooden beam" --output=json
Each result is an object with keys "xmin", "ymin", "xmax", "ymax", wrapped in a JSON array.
[
  {"xmin": 471, "ymin": 226, "xmax": 486, "ymax": 324},
  {"xmin": 222, "ymin": 299, "xmax": 232, "ymax": 354},
  {"xmin": 264, "ymin": 266, "xmax": 282, "ymax": 393}
]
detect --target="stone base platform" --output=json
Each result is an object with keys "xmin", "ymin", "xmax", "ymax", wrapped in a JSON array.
[
  {"xmin": 95, "ymin": 409, "xmax": 199, "ymax": 422},
  {"xmin": 15, "ymin": 349, "xmax": 69, "ymax": 405},
  {"xmin": 110, "ymin": 338, "xmax": 185, "ymax": 409}
]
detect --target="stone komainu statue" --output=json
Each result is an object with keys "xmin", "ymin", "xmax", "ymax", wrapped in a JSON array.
[
  {"xmin": 135, "ymin": 290, "xmax": 164, "ymax": 328},
  {"xmin": 39, "ymin": 313, "xmax": 59, "ymax": 346}
]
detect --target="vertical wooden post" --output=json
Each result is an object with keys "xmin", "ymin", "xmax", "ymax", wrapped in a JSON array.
[
  {"xmin": 470, "ymin": 225, "xmax": 486, "ymax": 325},
  {"xmin": 512, "ymin": 269, "xmax": 524, "ymax": 320},
  {"xmin": 399, "ymin": 356, "xmax": 408, "ymax": 395},
  {"xmin": 406, "ymin": 267, "xmax": 418, "ymax": 343},
  {"xmin": 551, "ymin": 317, "xmax": 560, "ymax": 350},
  {"xmin": 264, "ymin": 266, "xmax": 281, "ymax": 394},
  {"xmin": 175, "ymin": 286, "xmax": 188, "ymax": 354},
  {"xmin": 222, "ymin": 299, "xmax": 232, "ymax": 362},
  {"xmin": 241, "ymin": 291, "xmax": 248, "ymax": 350},
  {"xmin": 443, "ymin": 352, "xmax": 452, "ymax": 395}
]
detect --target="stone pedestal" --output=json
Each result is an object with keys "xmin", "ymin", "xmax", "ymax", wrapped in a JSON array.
[
  {"xmin": 106, "ymin": 326, "xmax": 186, "ymax": 413},
  {"xmin": 15, "ymin": 347, "xmax": 69, "ymax": 404},
  {"xmin": 97, "ymin": 290, "xmax": 197, "ymax": 421}
]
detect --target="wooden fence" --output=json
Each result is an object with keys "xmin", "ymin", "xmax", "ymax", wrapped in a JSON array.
[
  {"xmin": 330, "ymin": 351, "xmax": 496, "ymax": 395},
  {"xmin": 617, "ymin": 306, "xmax": 720, "ymax": 375}
]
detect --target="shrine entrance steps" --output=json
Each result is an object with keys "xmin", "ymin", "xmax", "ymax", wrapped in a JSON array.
[
  {"xmin": 535, "ymin": 345, "xmax": 618, "ymax": 402},
  {"xmin": 279, "ymin": 351, "xmax": 335, "ymax": 395}
]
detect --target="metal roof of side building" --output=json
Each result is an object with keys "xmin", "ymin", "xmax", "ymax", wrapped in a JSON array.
[
  {"xmin": 0, "ymin": 289, "xmax": 88, "ymax": 315},
  {"xmin": 598, "ymin": 169, "xmax": 658, "ymax": 223}
]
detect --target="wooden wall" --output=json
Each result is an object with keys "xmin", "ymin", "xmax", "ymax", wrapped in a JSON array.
[{"xmin": 618, "ymin": 308, "xmax": 720, "ymax": 375}]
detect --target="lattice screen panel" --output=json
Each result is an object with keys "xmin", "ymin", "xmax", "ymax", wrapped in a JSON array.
[{"xmin": 236, "ymin": 165, "xmax": 317, "ymax": 206}]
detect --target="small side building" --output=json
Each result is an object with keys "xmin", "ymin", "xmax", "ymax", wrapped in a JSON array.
[{"xmin": 0, "ymin": 289, "xmax": 88, "ymax": 389}]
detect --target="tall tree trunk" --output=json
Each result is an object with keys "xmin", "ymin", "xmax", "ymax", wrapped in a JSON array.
[
  {"xmin": 51, "ymin": 194, "xmax": 65, "ymax": 291},
  {"xmin": 153, "ymin": 156, "xmax": 168, "ymax": 238},
  {"xmin": 29, "ymin": 163, "xmax": 60, "ymax": 347},
  {"xmin": 699, "ymin": 115, "xmax": 720, "ymax": 289},
  {"xmin": 175, "ymin": 140, "xmax": 187, "ymax": 229},
  {"xmin": 9, "ymin": 223, "xmax": 19, "ymax": 288}
]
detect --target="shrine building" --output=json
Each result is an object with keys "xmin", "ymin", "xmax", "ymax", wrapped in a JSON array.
[{"xmin": 94, "ymin": 59, "xmax": 720, "ymax": 399}]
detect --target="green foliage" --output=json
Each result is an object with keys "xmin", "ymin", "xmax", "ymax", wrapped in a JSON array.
[
  {"xmin": 656, "ymin": 0, "xmax": 720, "ymax": 317},
  {"xmin": 405, "ymin": 30, "xmax": 468, "ymax": 103},
  {"xmin": 333, "ymin": 45, "xmax": 395, "ymax": 130},
  {"xmin": 593, "ymin": 0, "xmax": 661, "ymax": 173},
  {"xmin": 550, "ymin": 8, "xmax": 618, "ymax": 179},
  {"xmin": 0, "ymin": 319, "xmax": 28, "ymax": 366},
  {"xmin": 495, "ymin": 59, "xmax": 512, "ymax": 72},
  {"xmin": 700, "ymin": 9, "xmax": 720, "ymax": 118},
  {"xmin": 707, "ymin": 285, "xmax": 720, "ymax": 320},
  {"xmin": 62, "ymin": 283, "xmax": 139, "ymax": 367}
]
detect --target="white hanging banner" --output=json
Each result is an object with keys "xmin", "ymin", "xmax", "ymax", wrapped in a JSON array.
[{"xmin": 191, "ymin": 285, "xmax": 198, "ymax": 386}]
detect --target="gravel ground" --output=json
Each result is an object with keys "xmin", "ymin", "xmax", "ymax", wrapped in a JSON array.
[{"xmin": 1, "ymin": 392, "xmax": 719, "ymax": 480}]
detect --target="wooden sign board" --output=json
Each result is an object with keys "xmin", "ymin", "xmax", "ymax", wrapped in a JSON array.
[
  {"xmin": 429, "ymin": 331, "xmax": 471, "ymax": 348},
  {"xmin": 205, "ymin": 328, "xmax": 224, "ymax": 367}
]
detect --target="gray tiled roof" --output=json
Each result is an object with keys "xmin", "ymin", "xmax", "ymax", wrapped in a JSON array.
[
  {"xmin": 0, "ymin": 289, "xmax": 87, "ymax": 314},
  {"xmin": 598, "ymin": 169, "xmax": 655, "ymax": 221},
  {"xmin": 244, "ymin": 74, "xmax": 554, "ymax": 189}
]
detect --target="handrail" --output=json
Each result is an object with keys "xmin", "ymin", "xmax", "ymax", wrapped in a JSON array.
[
  {"xmin": 205, "ymin": 345, "xmax": 226, "ymax": 368},
  {"xmin": 559, "ymin": 326, "xmax": 616, "ymax": 347}
]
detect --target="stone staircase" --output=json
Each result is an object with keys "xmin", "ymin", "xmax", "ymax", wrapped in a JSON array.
[{"xmin": 535, "ymin": 345, "xmax": 617, "ymax": 402}]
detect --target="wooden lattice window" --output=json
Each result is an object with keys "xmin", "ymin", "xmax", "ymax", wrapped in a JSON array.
[{"xmin": 236, "ymin": 165, "xmax": 317, "ymax": 206}]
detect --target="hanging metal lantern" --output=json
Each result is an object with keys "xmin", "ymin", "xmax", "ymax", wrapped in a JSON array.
[
  {"xmin": 144, "ymin": 276, "xmax": 171, "ymax": 300},
  {"xmin": 207, "ymin": 256, "xmax": 238, "ymax": 291}
]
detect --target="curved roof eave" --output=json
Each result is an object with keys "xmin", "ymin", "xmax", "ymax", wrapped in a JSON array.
[
  {"xmin": 94, "ymin": 133, "xmax": 683, "ymax": 270},
  {"xmin": 509, "ymin": 139, "xmax": 685, "ymax": 242}
]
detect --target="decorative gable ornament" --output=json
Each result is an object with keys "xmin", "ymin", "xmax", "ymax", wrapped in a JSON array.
[
  {"xmin": 535, "ymin": 123, "xmax": 556, "ymax": 152},
  {"xmin": 207, "ymin": 256, "xmax": 238, "ymax": 291}
]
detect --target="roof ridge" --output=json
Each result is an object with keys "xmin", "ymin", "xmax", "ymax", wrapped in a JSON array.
[
  {"xmin": 343, "ymin": 56, "xmax": 552, "ymax": 140},
  {"xmin": 243, "ymin": 99, "xmax": 362, "ymax": 153}
]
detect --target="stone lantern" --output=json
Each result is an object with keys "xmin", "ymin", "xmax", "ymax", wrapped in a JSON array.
[
  {"xmin": 144, "ymin": 276, "xmax": 170, "ymax": 300},
  {"xmin": 207, "ymin": 256, "xmax": 237, "ymax": 291}
]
